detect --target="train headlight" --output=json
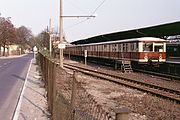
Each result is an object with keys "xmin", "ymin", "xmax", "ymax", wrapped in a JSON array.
[
  {"xmin": 144, "ymin": 56, "xmax": 148, "ymax": 61},
  {"xmin": 159, "ymin": 54, "xmax": 162, "ymax": 60}
]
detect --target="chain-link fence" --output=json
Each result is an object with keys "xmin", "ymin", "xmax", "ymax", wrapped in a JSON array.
[{"xmin": 38, "ymin": 53, "xmax": 129, "ymax": 120}]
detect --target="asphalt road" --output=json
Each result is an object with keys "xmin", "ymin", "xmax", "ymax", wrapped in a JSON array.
[{"xmin": 0, "ymin": 53, "xmax": 33, "ymax": 120}]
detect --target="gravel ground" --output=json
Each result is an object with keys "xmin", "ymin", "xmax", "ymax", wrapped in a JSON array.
[
  {"xmin": 17, "ymin": 59, "xmax": 50, "ymax": 120},
  {"xmin": 65, "ymin": 60, "xmax": 180, "ymax": 92},
  {"xmin": 64, "ymin": 60, "xmax": 180, "ymax": 120}
]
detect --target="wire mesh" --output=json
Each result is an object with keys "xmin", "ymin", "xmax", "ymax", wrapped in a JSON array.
[{"xmin": 38, "ymin": 53, "xmax": 116, "ymax": 120}]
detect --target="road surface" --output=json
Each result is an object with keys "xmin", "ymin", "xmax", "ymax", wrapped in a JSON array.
[{"xmin": 0, "ymin": 53, "xmax": 33, "ymax": 120}]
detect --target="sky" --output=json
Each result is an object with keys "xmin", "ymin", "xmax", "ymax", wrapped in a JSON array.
[{"xmin": 0, "ymin": 0, "xmax": 180, "ymax": 42}]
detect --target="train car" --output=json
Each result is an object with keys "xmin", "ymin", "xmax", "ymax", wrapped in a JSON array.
[
  {"xmin": 166, "ymin": 35, "xmax": 180, "ymax": 58},
  {"xmin": 64, "ymin": 37, "xmax": 166, "ymax": 64},
  {"xmin": 166, "ymin": 43, "xmax": 180, "ymax": 58}
]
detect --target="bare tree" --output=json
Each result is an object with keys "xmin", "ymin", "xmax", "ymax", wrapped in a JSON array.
[
  {"xmin": 0, "ymin": 17, "xmax": 16, "ymax": 56},
  {"xmin": 35, "ymin": 30, "xmax": 50, "ymax": 50},
  {"xmin": 16, "ymin": 26, "xmax": 33, "ymax": 52}
]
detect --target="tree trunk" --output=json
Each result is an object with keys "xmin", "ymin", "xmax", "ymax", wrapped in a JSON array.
[
  {"xmin": 0, "ymin": 45, "xmax": 1, "ymax": 56},
  {"xmin": 3, "ymin": 44, "xmax": 6, "ymax": 56},
  {"xmin": 7, "ymin": 46, "xmax": 9, "ymax": 56}
]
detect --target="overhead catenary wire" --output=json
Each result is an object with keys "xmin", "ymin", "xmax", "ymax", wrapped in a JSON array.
[
  {"xmin": 91, "ymin": 0, "xmax": 108, "ymax": 15},
  {"xmin": 65, "ymin": 18, "xmax": 90, "ymax": 30},
  {"xmin": 66, "ymin": 0, "xmax": 88, "ymax": 14},
  {"xmin": 64, "ymin": 0, "xmax": 108, "ymax": 30}
]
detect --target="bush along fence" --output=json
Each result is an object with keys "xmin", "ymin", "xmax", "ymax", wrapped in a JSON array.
[{"xmin": 38, "ymin": 52, "xmax": 130, "ymax": 120}]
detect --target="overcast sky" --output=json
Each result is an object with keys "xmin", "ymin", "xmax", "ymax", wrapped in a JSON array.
[{"xmin": 0, "ymin": 0, "xmax": 180, "ymax": 42}]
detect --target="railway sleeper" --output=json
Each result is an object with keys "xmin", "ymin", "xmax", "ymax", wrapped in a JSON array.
[{"xmin": 64, "ymin": 63, "xmax": 180, "ymax": 103}]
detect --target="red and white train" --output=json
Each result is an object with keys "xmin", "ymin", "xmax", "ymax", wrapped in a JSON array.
[{"xmin": 64, "ymin": 37, "xmax": 166, "ymax": 64}]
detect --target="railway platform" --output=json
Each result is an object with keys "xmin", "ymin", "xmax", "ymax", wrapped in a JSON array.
[
  {"xmin": 166, "ymin": 57, "xmax": 180, "ymax": 64},
  {"xmin": 158, "ymin": 57, "xmax": 180, "ymax": 78}
]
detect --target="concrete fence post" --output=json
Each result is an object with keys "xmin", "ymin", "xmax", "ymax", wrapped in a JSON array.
[
  {"xmin": 114, "ymin": 107, "xmax": 130, "ymax": 120},
  {"xmin": 52, "ymin": 62, "xmax": 58, "ymax": 119},
  {"xmin": 71, "ymin": 70, "xmax": 77, "ymax": 120}
]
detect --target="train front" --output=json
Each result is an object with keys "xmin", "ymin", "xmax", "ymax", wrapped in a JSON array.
[{"xmin": 138, "ymin": 38, "xmax": 166, "ymax": 64}]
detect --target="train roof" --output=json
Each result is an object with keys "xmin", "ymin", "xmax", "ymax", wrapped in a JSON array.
[
  {"xmin": 137, "ymin": 37, "xmax": 166, "ymax": 42},
  {"xmin": 71, "ymin": 21, "xmax": 180, "ymax": 45},
  {"xmin": 68, "ymin": 37, "xmax": 165, "ymax": 47}
]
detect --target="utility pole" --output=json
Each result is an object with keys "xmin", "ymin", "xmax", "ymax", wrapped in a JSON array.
[
  {"xmin": 59, "ymin": 0, "xmax": 63, "ymax": 68},
  {"xmin": 49, "ymin": 18, "xmax": 52, "ymax": 57},
  {"xmin": 58, "ymin": 0, "xmax": 96, "ymax": 68}
]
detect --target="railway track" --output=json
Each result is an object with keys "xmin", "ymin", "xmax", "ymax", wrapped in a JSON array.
[
  {"xmin": 133, "ymin": 68, "xmax": 180, "ymax": 80},
  {"xmin": 64, "ymin": 63, "xmax": 180, "ymax": 104}
]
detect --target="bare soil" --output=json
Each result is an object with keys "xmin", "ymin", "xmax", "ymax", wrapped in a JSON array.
[{"xmin": 65, "ymin": 60, "xmax": 180, "ymax": 120}]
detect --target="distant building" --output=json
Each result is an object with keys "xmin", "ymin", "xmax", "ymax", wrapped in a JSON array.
[
  {"xmin": 0, "ymin": 44, "xmax": 21, "ymax": 56},
  {"xmin": 50, "ymin": 33, "xmax": 70, "ymax": 58},
  {"xmin": 51, "ymin": 33, "xmax": 69, "ymax": 48}
]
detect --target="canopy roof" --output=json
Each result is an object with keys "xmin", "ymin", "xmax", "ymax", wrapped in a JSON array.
[{"xmin": 71, "ymin": 21, "xmax": 180, "ymax": 45}]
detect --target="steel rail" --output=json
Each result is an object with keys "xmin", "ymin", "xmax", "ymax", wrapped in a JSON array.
[
  {"xmin": 133, "ymin": 68, "xmax": 180, "ymax": 80},
  {"xmin": 64, "ymin": 63, "xmax": 180, "ymax": 104}
]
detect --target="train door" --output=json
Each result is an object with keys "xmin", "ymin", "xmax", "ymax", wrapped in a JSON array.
[
  {"xmin": 118, "ymin": 43, "xmax": 121, "ymax": 59},
  {"xmin": 112, "ymin": 44, "xmax": 117, "ymax": 58}
]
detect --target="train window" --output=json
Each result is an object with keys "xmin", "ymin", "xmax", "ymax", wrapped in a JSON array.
[
  {"xmin": 107, "ymin": 44, "xmax": 109, "ymax": 51},
  {"xmin": 118, "ymin": 44, "xmax": 120, "ymax": 50},
  {"xmin": 131, "ymin": 43, "xmax": 134, "ymax": 51},
  {"xmin": 94, "ymin": 46, "xmax": 97, "ymax": 51},
  {"xmin": 91, "ymin": 46, "xmax": 93, "ymax": 51},
  {"xmin": 89, "ymin": 46, "xmax": 91, "ymax": 51},
  {"xmin": 118, "ymin": 44, "xmax": 120, "ymax": 52},
  {"xmin": 115, "ymin": 44, "xmax": 117, "ymax": 51},
  {"xmin": 97, "ymin": 45, "xmax": 99, "ymax": 51},
  {"xmin": 92, "ymin": 46, "xmax": 94, "ymax": 51},
  {"xmin": 123, "ymin": 44, "xmax": 125, "ymax": 51},
  {"xmin": 98, "ymin": 45, "xmax": 102, "ymax": 51},
  {"xmin": 104, "ymin": 44, "xmax": 107, "ymax": 51},
  {"xmin": 112, "ymin": 44, "xmax": 117, "ymax": 51},
  {"xmin": 125, "ymin": 44, "xmax": 128, "ymax": 52},
  {"xmin": 99, "ymin": 45, "xmax": 101, "ymax": 51},
  {"xmin": 109, "ymin": 44, "xmax": 112, "ymax": 52},
  {"xmin": 101, "ymin": 45, "xmax": 103, "ymax": 51},
  {"xmin": 143, "ymin": 43, "xmax": 153, "ymax": 52},
  {"xmin": 103, "ymin": 45, "xmax": 105, "ymax": 51},
  {"xmin": 136, "ymin": 42, "xmax": 138, "ymax": 49},
  {"xmin": 82, "ymin": 47, "xmax": 84, "ymax": 51},
  {"xmin": 104, "ymin": 44, "xmax": 107, "ymax": 48},
  {"xmin": 155, "ymin": 45, "xmax": 163, "ymax": 52},
  {"xmin": 134, "ymin": 43, "xmax": 136, "ymax": 49}
]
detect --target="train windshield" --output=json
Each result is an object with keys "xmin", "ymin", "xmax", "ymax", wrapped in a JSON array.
[
  {"xmin": 143, "ymin": 43, "xmax": 164, "ymax": 52},
  {"xmin": 154, "ymin": 45, "xmax": 163, "ymax": 52},
  {"xmin": 143, "ymin": 43, "xmax": 153, "ymax": 52}
]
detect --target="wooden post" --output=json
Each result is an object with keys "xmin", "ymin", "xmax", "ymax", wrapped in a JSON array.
[
  {"xmin": 59, "ymin": 0, "xmax": 64, "ymax": 68},
  {"xmin": 49, "ymin": 18, "xmax": 52, "ymax": 57},
  {"xmin": 69, "ymin": 51, "xmax": 70, "ymax": 59},
  {"xmin": 114, "ymin": 107, "xmax": 130, "ymax": 120},
  {"xmin": 115, "ymin": 60, "xmax": 117, "ymax": 70},
  {"xmin": 52, "ymin": 61, "xmax": 57, "ymax": 119},
  {"xmin": 71, "ymin": 71, "xmax": 77, "ymax": 120},
  {"xmin": 84, "ymin": 50, "xmax": 87, "ymax": 65}
]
